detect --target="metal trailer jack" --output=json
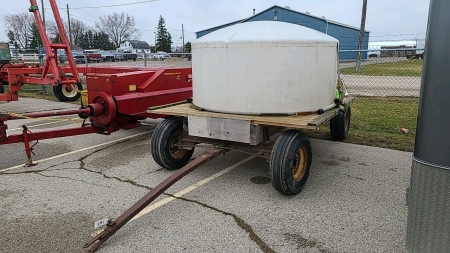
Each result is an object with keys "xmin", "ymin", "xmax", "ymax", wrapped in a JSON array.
[{"xmin": 83, "ymin": 148, "xmax": 226, "ymax": 253}]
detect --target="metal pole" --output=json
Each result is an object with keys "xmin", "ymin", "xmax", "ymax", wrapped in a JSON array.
[
  {"xmin": 182, "ymin": 24, "xmax": 185, "ymax": 53},
  {"xmin": 406, "ymin": 0, "xmax": 450, "ymax": 252},
  {"xmin": 38, "ymin": 0, "xmax": 46, "ymax": 92},
  {"xmin": 143, "ymin": 48, "xmax": 147, "ymax": 67},
  {"xmin": 67, "ymin": 4, "xmax": 72, "ymax": 46},
  {"xmin": 41, "ymin": 0, "xmax": 45, "ymax": 27},
  {"xmin": 355, "ymin": 0, "xmax": 367, "ymax": 72}
]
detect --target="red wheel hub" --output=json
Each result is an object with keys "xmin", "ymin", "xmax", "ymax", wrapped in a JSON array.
[{"xmin": 89, "ymin": 92, "xmax": 117, "ymax": 126}]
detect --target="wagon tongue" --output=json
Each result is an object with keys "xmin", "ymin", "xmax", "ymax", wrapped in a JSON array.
[{"xmin": 83, "ymin": 148, "xmax": 226, "ymax": 253}]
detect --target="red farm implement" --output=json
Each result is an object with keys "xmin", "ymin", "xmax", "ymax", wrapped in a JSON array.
[{"xmin": 0, "ymin": 0, "xmax": 82, "ymax": 102}]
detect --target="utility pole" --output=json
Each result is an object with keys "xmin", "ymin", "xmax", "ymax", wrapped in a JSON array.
[
  {"xmin": 355, "ymin": 0, "xmax": 367, "ymax": 72},
  {"xmin": 182, "ymin": 24, "xmax": 185, "ymax": 53},
  {"xmin": 41, "ymin": 0, "xmax": 45, "ymax": 28},
  {"xmin": 154, "ymin": 31, "xmax": 157, "ymax": 53},
  {"xmin": 67, "ymin": 4, "xmax": 72, "ymax": 46}
]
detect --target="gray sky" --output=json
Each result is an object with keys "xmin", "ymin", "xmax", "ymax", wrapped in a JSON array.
[{"xmin": 0, "ymin": 0, "xmax": 431, "ymax": 47}]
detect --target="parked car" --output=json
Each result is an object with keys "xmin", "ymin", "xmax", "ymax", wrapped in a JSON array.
[
  {"xmin": 112, "ymin": 52, "xmax": 124, "ymax": 61},
  {"xmin": 153, "ymin": 52, "xmax": 171, "ymax": 60},
  {"xmin": 83, "ymin": 50, "xmax": 102, "ymax": 63},
  {"xmin": 111, "ymin": 52, "xmax": 137, "ymax": 61},
  {"xmin": 122, "ymin": 52, "xmax": 137, "ymax": 61},
  {"xmin": 58, "ymin": 51, "xmax": 87, "ymax": 64},
  {"xmin": 99, "ymin": 51, "xmax": 115, "ymax": 62}
]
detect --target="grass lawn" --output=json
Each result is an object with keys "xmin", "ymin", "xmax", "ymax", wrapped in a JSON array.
[
  {"xmin": 306, "ymin": 96, "xmax": 419, "ymax": 152},
  {"xmin": 340, "ymin": 59, "xmax": 423, "ymax": 76},
  {"xmin": 17, "ymin": 84, "xmax": 80, "ymax": 103}
]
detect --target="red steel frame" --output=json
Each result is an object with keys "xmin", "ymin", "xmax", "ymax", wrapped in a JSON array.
[
  {"xmin": 0, "ymin": 66, "xmax": 193, "ymax": 165},
  {"xmin": 0, "ymin": 0, "xmax": 80, "ymax": 102}
]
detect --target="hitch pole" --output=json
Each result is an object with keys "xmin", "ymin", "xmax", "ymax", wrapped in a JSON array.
[{"xmin": 84, "ymin": 148, "xmax": 226, "ymax": 253}]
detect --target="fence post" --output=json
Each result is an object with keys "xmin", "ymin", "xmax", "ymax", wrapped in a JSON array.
[{"xmin": 144, "ymin": 52, "xmax": 147, "ymax": 67}]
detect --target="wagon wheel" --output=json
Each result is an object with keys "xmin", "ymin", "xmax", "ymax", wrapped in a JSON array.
[
  {"xmin": 330, "ymin": 104, "xmax": 351, "ymax": 140},
  {"xmin": 270, "ymin": 130, "xmax": 312, "ymax": 195},
  {"xmin": 151, "ymin": 117, "xmax": 195, "ymax": 170},
  {"xmin": 0, "ymin": 81, "xmax": 5, "ymax": 94},
  {"xmin": 53, "ymin": 82, "xmax": 82, "ymax": 102}
]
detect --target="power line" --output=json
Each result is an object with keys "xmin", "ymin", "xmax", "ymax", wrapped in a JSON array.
[
  {"xmin": 69, "ymin": 0, "xmax": 158, "ymax": 9},
  {"xmin": 367, "ymin": 16, "xmax": 428, "ymax": 24},
  {"xmin": 369, "ymin": 33, "xmax": 426, "ymax": 38}
]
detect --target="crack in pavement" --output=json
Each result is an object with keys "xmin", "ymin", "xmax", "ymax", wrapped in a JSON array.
[
  {"xmin": 172, "ymin": 195, "xmax": 276, "ymax": 253},
  {"xmin": 0, "ymin": 161, "xmax": 70, "ymax": 175},
  {"xmin": 78, "ymin": 161, "xmax": 275, "ymax": 252},
  {"xmin": 130, "ymin": 168, "xmax": 164, "ymax": 181},
  {"xmin": 4, "ymin": 136, "xmax": 274, "ymax": 252},
  {"xmin": 35, "ymin": 171, "xmax": 113, "ymax": 188}
]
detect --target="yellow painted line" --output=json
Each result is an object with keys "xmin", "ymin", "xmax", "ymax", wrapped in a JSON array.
[
  {"xmin": 91, "ymin": 152, "xmax": 259, "ymax": 237},
  {"xmin": 2, "ymin": 104, "xmax": 75, "ymax": 112},
  {"xmin": 8, "ymin": 119, "xmax": 71, "ymax": 131},
  {"xmin": 0, "ymin": 131, "xmax": 153, "ymax": 173},
  {"xmin": 130, "ymin": 153, "xmax": 259, "ymax": 221}
]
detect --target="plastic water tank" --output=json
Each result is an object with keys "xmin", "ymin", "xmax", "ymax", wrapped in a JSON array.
[{"xmin": 191, "ymin": 21, "xmax": 340, "ymax": 115}]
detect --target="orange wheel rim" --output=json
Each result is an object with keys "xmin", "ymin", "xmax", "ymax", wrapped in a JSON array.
[
  {"xmin": 293, "ymin": 146, "xmax": 308, "ymax": 181},
  {"xmin": 344, "ymin": 110, "xmax": 350, "ymax": 130}
]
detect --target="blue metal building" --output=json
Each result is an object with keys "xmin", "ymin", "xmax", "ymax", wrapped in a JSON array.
[{"xmin": 195, "ymin": 5, "xmax": 370, "ymax": 60}]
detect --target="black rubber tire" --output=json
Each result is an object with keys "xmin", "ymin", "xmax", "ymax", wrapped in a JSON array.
[
  {"xmin": 0, "ymin": 82, "xmax": 5, "ymax": 94},
  {"xmin": 330, "ymin": 105, "xmax": 351, "ymax": 140},
  {"xmin": 52, "ymin": 86, "xmax": 62, "ymax": 101},
  {"xmin": 53, "ymin": 82, "xmax": 83, "ymax": 102},
  {"xmin": 151, "ymin": 117, "xmax": 195, "ymax": 170},
  {"xmin": 270, "ymin": 130, "xmax": 312, "ymax": 195}
]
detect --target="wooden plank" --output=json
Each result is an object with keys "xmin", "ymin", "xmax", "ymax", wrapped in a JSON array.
[
  {"xmin": 147, "ymin": 97, "xmax": 355, "ymax": 130},
  {"xmin": 307, "ymin": 108, "xmax": 339, "ymax": 126}
]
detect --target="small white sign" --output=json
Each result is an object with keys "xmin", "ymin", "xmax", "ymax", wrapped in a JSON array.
[{"xmin": 94, "ymin": 218, "xmax": 109, "ymax": 229}]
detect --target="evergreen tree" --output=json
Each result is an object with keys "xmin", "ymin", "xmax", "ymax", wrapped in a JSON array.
[
  {"xmin": 156, "ymin": 15, "xmax": 172, "ymax": 53},
  {"xmin": 97, "ymin": 32, "xmax": 114, "ymax": 50},
  {"xmin": 79, "ymin": 32, "xmax": 90, "ymax": 50},
  {"xmin": 7, "ymin": 30, "xmax": 15, "ymax": 44},
  {"xmin": 28, "ymin": 22, "xmax": 42, "ymax": 51},
  {"xmin": 184, "ymin": 41, "xmax": 191, "ymax": 53},
  {"xmin": 92, "ymin": 32, "xmax": 100, "ymax": 50},
  {"xmin": 87, "ymin": 30, "xmax": 94, "ymax": 49},
  {"xmin": 51, "ymin": 34, "xmax": 61, "ymax": 43}
]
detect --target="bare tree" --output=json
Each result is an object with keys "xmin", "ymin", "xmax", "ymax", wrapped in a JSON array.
[
  {"xmin": 95, "ymin": 12, "xmax": 140, "ymax": 49},
  {"xmin": 4, "ymin": 13, "xmax": 34, "ymax": 48},
  {"xmin": 46, "ymin": 18, "xmax": 89, "ymax": 46}
]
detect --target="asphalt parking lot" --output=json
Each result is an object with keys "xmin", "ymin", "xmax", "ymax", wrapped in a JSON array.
[{"xmin": 1, "ymin": 98, "xmax": 413, "ymax": 253}]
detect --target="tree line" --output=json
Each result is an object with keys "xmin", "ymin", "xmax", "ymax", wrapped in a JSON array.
[{"xmin": 3, "ymin": 12, "xmax": 189, "ymax": 53}]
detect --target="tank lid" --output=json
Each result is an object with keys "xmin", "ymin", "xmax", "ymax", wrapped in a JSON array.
[{"xmin": 194, "ymin": 21, "xmax": 339, "ymax": 44}]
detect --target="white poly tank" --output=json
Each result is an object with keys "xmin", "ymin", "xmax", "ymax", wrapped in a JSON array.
[{"xmin": 191, "ymin": 21, "xmax": 340, "ymax": 115}]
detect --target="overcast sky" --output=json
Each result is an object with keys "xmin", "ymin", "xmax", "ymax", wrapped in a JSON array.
[{"xmin": 0, "ymin": 0, "xmax": 431, "ymax": 47}]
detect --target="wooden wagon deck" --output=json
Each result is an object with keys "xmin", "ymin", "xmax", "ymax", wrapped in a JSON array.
[{"xmin": 147, "ymin": 97, "xmax": 354, "ymax": 130}]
